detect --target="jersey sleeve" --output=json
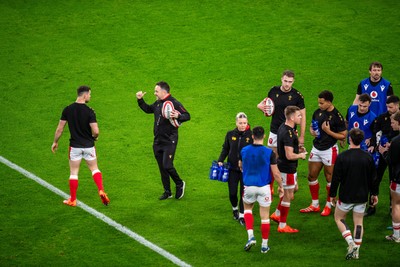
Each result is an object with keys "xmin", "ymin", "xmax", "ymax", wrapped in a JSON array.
[
  {"xmin": 270, "ymin": 151, "xmax": 277, "ymax": 165},
  {"xmin": 357, "ymin": 83, "xmax": 362, "ymax": 95},
  {"xmin": 388, "ymin": 84, "xmax": 394, "ymax": 96},
  {"xmin": 89, "ymin": 108, "xmax": 97, "ymax": 123}
]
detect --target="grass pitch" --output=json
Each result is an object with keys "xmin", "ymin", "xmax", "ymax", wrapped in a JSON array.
[{"xmin": 1, "ymin": 0, "xmax": 399, "ymax": 266}]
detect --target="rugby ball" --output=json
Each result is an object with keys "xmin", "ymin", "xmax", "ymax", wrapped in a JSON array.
[
  {"xmin": 162, "ymin": 101, "xmax": 174, "ymax": 119},
  {"xmin": 263, "ymin": 97, "xmax": 275, "ymax": 117},
  {"xmin": 162, "ymin": 101, "xmax": 182, "ymax": 128}
]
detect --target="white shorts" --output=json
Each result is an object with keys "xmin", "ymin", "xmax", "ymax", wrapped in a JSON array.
[
  {"xmin": 268, "ymin": 132, "xmax": 277, "ymax": 148},
  {"xmin": 308, "ymin": 144, "xmax": 338, "ymax": 166},
  {"xmin": 243, "ymin": 185, "xmax": 272, "ymax": 207},
  {"xmin": 69, "ymin": 147, "xmax": 97, "ymax": 161},
  {"xmin": 390, "ymin": 182, "xmax": 400, "ymax": 194},
  {"xmin": 336, "ymin": 200, "xmax": 366, "ymax": 214},
  {"xmin": 281, "ymin": 172, "xmax": 297, "ymax": 189}
]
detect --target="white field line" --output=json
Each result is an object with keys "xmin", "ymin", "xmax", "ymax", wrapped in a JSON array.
[{"xmin": 0, "ymin": 155, "xmax": 191, "ymax": 267}]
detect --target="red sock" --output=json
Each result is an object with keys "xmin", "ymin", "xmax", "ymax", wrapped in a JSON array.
[
  {"xmin": 69, "ymin": 179, "xmax": 78, "ymax": 201},
  {"xmin": 261, "ymin": 221, "xmax": 270, "ymax": 239},
  {"xmin": 326, "ymin": 184, "xmax": 331, "ymax": 202},
  {"xmin": 279, "ymin": 202, "xmax": 290, "ymax": 223},
  {"xmin": 244, "ymin": 212, "xmax": 254, "ymax": 231},
  {"xmin": 310, "ymin": 181, "xmax": 319, "ymax": 201},
  {"xmin": 92, "ymin": 170, "xmax": 104, "ymax": 191},
  {"xmin": 277, "ymin": 197, "xmax": 283, "ymax": 212}
]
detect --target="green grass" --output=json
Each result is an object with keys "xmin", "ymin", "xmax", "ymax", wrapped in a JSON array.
[{"xmin": 1, "ymin": 0, "xmax": 400, "ymax": 266}]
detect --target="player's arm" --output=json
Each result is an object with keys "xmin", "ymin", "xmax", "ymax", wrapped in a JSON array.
[
  {"xmin": 90, "ymin": 122, "xmax": 99, "ymax": 140},
  {"xmin": 353, "ymin": 84, "xmax": 362, "ymax": 105},
  {"xmin": 299, "ymin": 108, "xmax": 306, "ymax": 145},
  {"xmin": 321, "ymin": 121, "xmax": 347, "ymax": 140},
  {"xmin": 257, "ymin": 99, "xmax": 266, "ymax": 113},
  {"xmin": 51, "ymin": 120, "xmax": 67, "ymax": 153},
  {"xmin": 284, "ymin": 145, "xmax": 307, "ymax": 160}
]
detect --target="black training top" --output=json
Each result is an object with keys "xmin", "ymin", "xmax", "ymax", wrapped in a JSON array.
[
  {"xmin": 330, "ymin": 148, "xmax": 377, "ymax": 203},
  {"xmin": 61, "ymin": 102, "xmax": 97, "ymax": 148},
  {"xmin": 277, "ymin": 123, "xmax": 299, "ymax": 174},
  {"xmin": 267, "ymin": 86, "xmax": 305, "ymax": 134}
]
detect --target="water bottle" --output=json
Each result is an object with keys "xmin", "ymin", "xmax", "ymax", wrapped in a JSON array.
[
  {"xmin": 220, "ymin": 163, "xmax": 230, "ymax": 182},
  {"xmin": 372, "ymin": 151, "xmax": 380, "ymax": 168},
  {"xmin": 209, "ymin": 160, "xmax": 219, "ymax": 180},
  {"xmin": 360, "ymin": 140, "xmax": 368, "ymax": 151},
  {"xmin": 380, "ymin": 135, "xmax": 388, "ymax": 146},
  {"xmin": 311, "ymin": 120, "xmax": 321, "ymax": 139}
]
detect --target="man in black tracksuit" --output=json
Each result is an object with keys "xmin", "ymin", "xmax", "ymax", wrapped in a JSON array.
[
  {"xmin": 136, "ymin": 81, "xmax": 190, "ymax": 200},
  {"xmin": 218, "ymin": 112, "xmax": 253, "ymax": 225}
]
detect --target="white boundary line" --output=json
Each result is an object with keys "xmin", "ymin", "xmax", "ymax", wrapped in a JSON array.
[{"xmin": 0, "ymin": 155, "xmax": 191, "ymax": 267}]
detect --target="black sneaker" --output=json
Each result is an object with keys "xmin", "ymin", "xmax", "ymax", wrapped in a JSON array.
[
  {"xmin": 175, "ymin": 181, "xmax": 185, "ymax": 199},
  {"xmin": 239, "ymin": 217, "xmax": 245, "ymax": 226},
  {"xmin": 159, "ymin": 192, "xmax": 172, "ymax": 200},
  {"xmin": 233, "ymin": 210, "xmax": 239, "ymax": 220},
  {"xmin": 364, "ymin": 206, "xmax": 376, "ymax": 217}
]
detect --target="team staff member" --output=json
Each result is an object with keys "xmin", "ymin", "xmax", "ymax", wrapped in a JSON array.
[
  {"xmin": 239, "ymin": 126, "xmax": 283, "ymax": 253},
  {"xmin": 51, "ymin": 85, "xmax": 110, "ymax": 207},
  {"xmin": 300, "ymin": 90, "xmax": 347, "ymax": 216},
  {"xmin": 218, "ymin": 112, "xmax": 253, "ymax": 225},
  {"xmin": 330, "ymin": 128, "xmax": 378, "ymax": 260},
  {"xmin": 271, "ymin": 106, "xmax": 307, "ymax": 233},
  {"xmin": 367, "ymin": 95, "xmax": 400, "ymax": 216},
  {"xmin": 342, "ymin": 93, "xmax": 376, "ymax": 149},
  {"xmin": 379, "ymin": 111, "xmax": 400, "ymax": 243},
  {"xmin": 353, "ymin": 61, "xmax": 393, "ymax": 116},
  {"xmin": 257, "ymin": 70, "xmax": 306, "ymax": 153},
  {"xmin": 136, "ymin": 81, "xmax": 190, "ymax": 200}
]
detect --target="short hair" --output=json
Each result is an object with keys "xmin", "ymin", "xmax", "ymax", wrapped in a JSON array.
[
  {"xmin": 386, "ymin": 95, "xmax": 399, "ymax": 105},
  {"xmin": 358, "ymin": 93, "xmax": 371, "ymax": 103},
  {"xmin": 369, "ymin": 61, "xmax": 383, "ymax": 71},
  {"xmin": 349, "ymin": 128, "xmax": 364, "ymax": 146},
  {"xmin": 156, "ymin": 81, "xmax": 170, "ymax": 93},
  {"xmin": 252, "ymin": 126, "xmax": 264, "ymax": 140},
  {"xmin": 77, "ymin": 85, "xmax": 91, "ymax": 96},
  {"xmin": 236, "ymin": 112, "xmax": 247, "ymax": 121},
  {"xmin": 282, "ymin": 70, "xmax": 295, "ymax": 78},
  {"xmin": 318, "ymin": 90, "xmax": 334, "ymax": 102},
  {"xmin": 284, "ymin": 106, "xmax": 300, "ymax": 119},
  {"xmin": 391, "ymin": 111, "xmax": 400, "ymax": 123}
]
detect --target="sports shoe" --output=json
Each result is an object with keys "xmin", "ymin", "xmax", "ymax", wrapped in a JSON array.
[
  {"xmin": 99, "ymin": 190, "xmax": 110, "ymax": 206},
  {"xmin": 270, "ymin": 212, "xmax": 280, "ymax": 223},
  {"xmin": 278, "ymin": 225, "xmax": 299, "ymax": 233},
  {"xmin": 159, "ymin": 191, "xmax": 172, "ymax": 200},
  {"xmin": 300, "ymin": 205, "xmax": 320, "ymax": 213},
  {"xmin": 233, "ymin": 210, "xmax": 239, "ymax": 220},
  {"xmin": 320, "ymin": 206, "xmax": 331, "ymax": 216},
  {"xmin": 175, "ymin": 181, "xmax": 185, "ymax": 199},
  {"xmin": 63, "ymin": 198, "xmax": 77, "ymax": 207},
  {"xmin": 239, "ymin": 218, "xmax": 245, "ymax": 226},
  {"xmin": 261, "ymin": 246, "xmax": 270, "ymax": 254},
  {"xmin": 244, "ymin": 237, "xmax": 256, "ymax": 251},
  {"xmin": 385, "ymin": 234, "xmax": 400, "ymax": 243},
  {"xmin": 353, "ymin": 246, "xmax": 360, "ymax": 259},
  {"xmin": 346, "ymin": 243, "xmax": 357, "ymax": 260},
  {"xmin": 364, "ymin": 206, "xmax": 376, "ymax": 217}
]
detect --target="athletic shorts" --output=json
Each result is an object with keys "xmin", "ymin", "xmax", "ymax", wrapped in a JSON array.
[
  {"xmin": 390, "ymin": 182, "xmax": 400, "ymax": 194},
  {"xmin": 281, "ymin": 172, "xmax": 297, "ymax": 189},
  {"xmin": 69, "ymin": 146, "xmax": 97, "ymax": 161},
  {"xmin": 268, "ymin": 132, "xmax": 277, "ymax": 148},
  {"xmin": 243, "ymin": 185, "xmax": 272, "ymax": 207},
  {"xmin": 336, "ymin": 200, "xmax": 366, "ymax": 214},
  {"xmin": 308, "ymin": 144, "xmax": 338, "ymax": 166}
]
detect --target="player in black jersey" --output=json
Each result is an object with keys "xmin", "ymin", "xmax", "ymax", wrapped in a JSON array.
[
  {"xmin": 330, "ymin": 128, "xmax": 378, "ymax": 260},
  {"xmin": 365, "ymin": 96, "xmax": 400, "ymax": 216},
  {"xmin": 379, "ymin": 111, "xmax": 400, "ymax": 243},
  {"xmin": 51, "ymin": 85, "xmax": 110, "ymax": 207},
  {"xmin": 136, "ymin": 81, "xmax": 190, "ymax": 200},
  {"xmin": 300, "ymin": 90, "xmax": 347, "ymax": 216},
  {"xmin": 257, "ymin": 70, "xmax": 306, "ymax": 153},
  {"xmin": 270, "ymin": 106, "xmax": 307, "ymax": 233}
]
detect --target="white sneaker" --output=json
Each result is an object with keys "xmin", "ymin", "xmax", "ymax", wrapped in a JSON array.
[
  {"xmin": 346, "ymin": 243, "xmax": 357, "ymax": 260},
  {"xmin": 385, "ymin": 234, "xmax": 400, "ymax": 243}
]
